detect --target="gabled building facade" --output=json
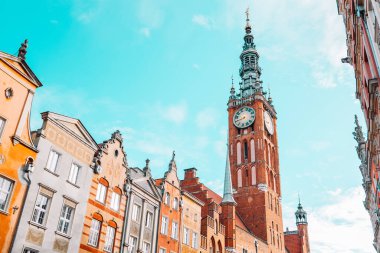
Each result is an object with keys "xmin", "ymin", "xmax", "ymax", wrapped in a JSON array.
[
  {"xmin": 0, "ymin": 40, "xmax": 42, "ymax": 252},
  {"xmin": 181, "ymin": 191, "xmax": 204, "ymax": 253},
  {"xmin": 79, "ymin": 131, "xmax": 128, "ymax": 253},
  {"xmin": 337, "ymin": 0, "xmax": 380, "ymax": 250},
  {"xmin": 155, "ymin": 153, "xmax": 182, "ymax": 253},
  {"xmin": 11, "ymin": 112, "xmax": 98, "ymax": 253},
  {"xmin": 121, "ymin": 159, "xmax": 161, "ymax": 253}
]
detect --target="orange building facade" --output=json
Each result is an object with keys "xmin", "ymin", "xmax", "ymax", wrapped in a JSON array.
[
  {"xmin": 0, "ymin": 40, "xmax": 42, "ymax": 252},
  {"xmin": 79, "ymin": 131, "xmax": 128, "ymax": 253},
  {"xmin": 156, "ymin": 154, "xmax": 182, "ymax": 253}
]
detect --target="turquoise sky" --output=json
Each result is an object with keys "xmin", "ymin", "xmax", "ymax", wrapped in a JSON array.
[{"xmin": 1, "ymin": 0, "xmax": 373, "ymax": 252}]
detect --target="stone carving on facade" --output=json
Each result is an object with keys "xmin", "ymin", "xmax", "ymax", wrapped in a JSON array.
[{"xmin": 353, "ymin": 115, "xmax": 368, "ymax": 181}]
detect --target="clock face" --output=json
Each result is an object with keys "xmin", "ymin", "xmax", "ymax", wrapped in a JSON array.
[
  {"xmin": 264, "ymin": 111, "xmax": 274, "ymax": 135},
  {"xmin": 233, "ymin": 107, "xmax": 255, "ymax": 129}
]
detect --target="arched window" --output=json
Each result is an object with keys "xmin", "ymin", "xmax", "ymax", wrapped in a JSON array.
[
  {"xmin": 230, "ymin": 144, "xmax": 233, "ymax": 155},
  {"xmin": 244, "ymin": 141, "xmax": 248, "ymax": 160},
  {"xmin": 88, "ymin": 213, "xmax": 103, "ymax": 247},
  {"xmin": 164, "ymin": 192, "xmax": 170, "ymax": 205},
  {"xmin": 251, "ymin": 167, "xmax": 256, "ymax": 185},
  {"xmin": 250, "ymin": 139, "xmax": 255, "ymax": 162},
  {"xmin": 96, "ymin": 178, "xmax": 109, "ymax": 204},
  {"xmin": 237, "ymin": 169, "xmax": 242, "ymax": 188},
  {"xmin": 214, "ymin": 219, "xmax": 218, "ymax": 234},
  {"xmin": 237, "ymin": 142, "xmax": 242, "ymax": 165},
  {"xmin": 268, "ymin": 145, "xmax": 271, "ymax": 167},
  {"xmin": 173, "ymin": 197, "xmax": 179, "ymax": 210}
]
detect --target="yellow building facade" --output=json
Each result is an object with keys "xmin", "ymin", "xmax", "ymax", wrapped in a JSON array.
[{"xmin": 0, "ymin": 40, "xmax": 42, "ymax": 252}]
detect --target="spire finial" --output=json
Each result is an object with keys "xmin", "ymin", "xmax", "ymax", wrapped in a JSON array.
[
  {"xmin": 172, "ymin": 150, "xmax": 175, "ymax": 161},
  {"xmin": 231, "ymin": 75, "xmax": 234, "ymax": 88},
  {"xmin": 18, "ymin": 39, "xmax": 28, "ymax": 60},
  {"xmin": 245, "ymin": 7, "xmax": 251, "ymax": 34}
]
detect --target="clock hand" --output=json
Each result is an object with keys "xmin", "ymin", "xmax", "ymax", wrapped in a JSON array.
[{"xmin": 235, "ymin": 116, "xmax": 246, "ymax": 122}]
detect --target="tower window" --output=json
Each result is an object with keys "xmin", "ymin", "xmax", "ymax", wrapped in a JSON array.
[{"xmin": 244, "ymin": 141, "xmax": 248, "ymax": 160}]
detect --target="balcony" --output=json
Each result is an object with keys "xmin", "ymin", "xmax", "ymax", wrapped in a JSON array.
[{"xmin": 201, "ymin": 216, "xmax": 225, "ymax": 236}]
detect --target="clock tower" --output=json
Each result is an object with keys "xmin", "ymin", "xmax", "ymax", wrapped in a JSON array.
[{"xmin": 228, "ymin": 10, "xmax": 285, "ymax": 252}]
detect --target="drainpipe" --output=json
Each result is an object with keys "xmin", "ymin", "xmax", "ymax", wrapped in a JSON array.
[
  {"xmin": 121, "ymin": 179, "xmax": 132, "ymax": 253},
  {"xmin": 9, "ymin": 158, "xmax": 35, "ymax": 252}
]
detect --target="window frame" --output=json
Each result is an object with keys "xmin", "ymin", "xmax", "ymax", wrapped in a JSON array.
[
  {"xmin": 31, "ymin": 193, "xmax": 51, "ymax": 226},
  {"xmin": 164, "ymin": 192, "xmax": 170, "ymax": 205},
  {"xmin": 104, "ymin": 225, "xmax": 116, "ymax": 252},
  {"xmin": 159, "ymin": 248, "xmax": 167, "ymax": 253},
  {"xmin": 88, "ymin": 219, "xmax": 102, "ymax": 247},
  {"xmin": 173, "ymin": 197, "xmax": 179, "ymax": 210},
  {"xmin": 131, "ymin": 203, "xmax": 141, "ymax": 222},
  {"xmin": 46, "ymin": 150, "xmax": 60, "ymax": 173},
  {"xmin": 145, "ymin": 211, "xmax": 153, "ymax": 228},
  {"xmin": 142, "ymin": 241, "xmax": 151, "ymax": 253},
  {"xmin": 0, "ymin": 176, "xmax": 14, "ymax": 212},
  {"xmin": 161, "ymin": 216, "xmax": 168, "ymax": 235},
  {"xmin": 57, "ymin": 204, "xmax": 74, "ymax": 235},
  {"xmin": 128, "ymin": 236, "xmax": 137, "ymax": 253},
  {"xmin": 110, "ymin": 191, "xmax": 121, "ymax": 211},
  {"xmin": 171, "ymin": 221, "xmax": 178, "ymax": 239},
  {"xmin": 183, "ymin": 227, "xmax": 190, "ymax": 245},
  {"xmin": 192, "ymin": 232, "xmax": 198, "ymax": 249},
  {"xmin": 68, "ymin": 163, "xmax": 80, "ymax": 185},
  {"xmin": 95, "ymin": 183, "xmax": 108, "ymax": 204}
]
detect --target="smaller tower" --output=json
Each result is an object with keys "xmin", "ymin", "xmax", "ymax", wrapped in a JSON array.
[
  {"xmin": 221, "ymin": 143, "xmax": 237, "ymax": 253},
  {"xmin": 295, "ymin": 199, "xmax": 310, "ymax": 253}
]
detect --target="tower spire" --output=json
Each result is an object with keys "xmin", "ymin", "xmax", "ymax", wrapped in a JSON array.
[
  {"xmin": 238, "ymin": 8, "xmax": 263, "ymax": 98},
  {"xmin": 245, "ymin": 7, "xmax": 251, "ymax": 34},
  {"xmin": 222, "ymin": 141, "xmax": 236, "ymax": 205},
  {"xmin": 295, "ymin": 196, "xmax": 307, "ymax": 225}
]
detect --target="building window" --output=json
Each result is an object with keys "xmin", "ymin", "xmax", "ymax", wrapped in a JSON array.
[
  {"xmin": 161, "ymin": 216, "xmax": 168, "ymax": 235},
  {"xmin": 243, "ymin": 249, "xmax": 248, "ymax": 253},
  {"xmin": 68, "ymin": 163, "xmax": 80, "ymax": 184},
  {"xmin": 128, "ymin": 236, "xmax": 137, "ymax": 253},
  {"xmin": 22, "ymin": 248, "xmax": 39, "ymax": 253},
  {"xmin": 0, "ymin": 117, "xmax": 5, "ymax": 141},
  {"xmin": 104, "ymin": 226, "xmax": 116, "ymax": 252},
  {"xmin": 244, "ymin": 141, "xmax": 248, "ymax": 160},
  {"xmin": 46, "ymin": 150, "xmax": 60, "ymax": 172},
  {"xmin": 171, "ymin": 221, "xmax": 178, "ymax": 239},
  {"xmin": 95, "ymin": 183, "xmax": 107, "ymax": 204},
  {"xmin": 237, "ymin": 169, "xmax": 242, "ymax": 188},
  {"xmin": 142, "ymin": 242, "xmax": 151, "ymax": 253},
  {"xmin": 164, "ymin": 192, "xmax": 170, "ymax": 205},
  {"xmin": 192, "ymin": 232, "xmax": 198, "ymax": 248},
  {"xmin": 251, "ymin": 167, "xmax": 256, "ymax": 185},
  {"xmin": 110, "ymin": 192, "xmax": 120, "ymax": 211},
  {"xmin": 250, "ymin": 139, "xmax": 255, "ymax": 162},
  {"xmin": 173, "ymin": 197, "xmax": 179, "ymax": 210},
  {"xmin": 31, "ymin": 193, "xmax": 51, "ymax": 225},
  {"xmin": 132, "ymin": 204, "xmax": 141, "ymax": 222},
  {"xmin": 194, "ymin": 213, "xmax": 198, "ymax": 222},
  {"xmin": 88, "ymin": 219, "xmax": 101, "ymax": 247},
  {"xmin": 0, "ymin": 176, "xmax": 13, "ymax": 211},
  {"xmin": 237, "ymin": 142, "xmax": 242, "ymax": 165},
  {"xmin": 57, "ymin": 204, "xmax": 74, "ymax": 234},
  {"xmin": 145, "ymin": 211, "xmax": 153, "ymax": 228},
  {"xmin": 183, "ymin": 227, "xmax": 190, "ymax": 245},
  {"xmin": 159, "ymin": 248, "xmax": 166, "ymax": 253}
]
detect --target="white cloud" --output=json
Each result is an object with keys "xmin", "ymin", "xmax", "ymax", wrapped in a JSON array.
[
  {"xmin": 159, "ymin": 102, "xmax": 187, "ymax": 124},
  {"xmin": 196, "ymin": 108, "xmax": 218, "ymax": 129},
  {"xmin": 283, "ymin": 187, "xmax": 373, "ymax": 253},
  {"xmin": 192, "ymin": 15, "xmax": 213, "ymax": 29},
  {"xmin": 139, "ymin": 27, "xmax": 151, "ymax": 37}
]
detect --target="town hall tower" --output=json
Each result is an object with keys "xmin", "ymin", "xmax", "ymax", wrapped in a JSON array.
[{"xmin": 228, "ymin": 10, "xmax": 285, "ymax": 253}]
